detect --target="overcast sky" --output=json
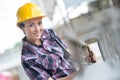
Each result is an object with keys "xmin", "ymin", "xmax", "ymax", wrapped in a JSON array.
[{"xmin": 0, "ymin": 0, "xmax": 31, "ymax": 53}]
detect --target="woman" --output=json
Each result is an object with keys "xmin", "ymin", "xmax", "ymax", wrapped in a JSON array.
[{"xmin": 16, "ymin": 2, "xmax": 77, "ymax": 80}]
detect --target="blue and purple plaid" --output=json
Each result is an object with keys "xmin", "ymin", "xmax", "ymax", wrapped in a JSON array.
[{"xmin": 21, "ymin": 29, "xmax": 76, "ymax": 80}]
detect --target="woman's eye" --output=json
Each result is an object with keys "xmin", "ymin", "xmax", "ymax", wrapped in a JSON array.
[
  {"xmin": 38, "ymin": 21, "xmax": 42, "ymax": 25},
  {"xmin": 29, "ymin": 23, "xmax": 34, "ymax": 27}
]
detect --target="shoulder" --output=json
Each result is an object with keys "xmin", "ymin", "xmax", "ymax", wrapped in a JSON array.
[
  {"xmin": 41, "ymin": 29, "xmax": 55, "ymax": 40},
  {"xmin": 43, "ymin": 29, "xmax": 54, "ymax": 34}
]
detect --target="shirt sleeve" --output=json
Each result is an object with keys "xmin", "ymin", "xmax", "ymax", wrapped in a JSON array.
[{"xmin": 21, "ymin": 59, "xmax": 50, "ymax": 80}]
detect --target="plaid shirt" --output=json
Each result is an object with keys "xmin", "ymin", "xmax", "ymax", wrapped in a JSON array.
[{"xmin": 21, "ymin": 29, "xmax": 76, "ymax": 80}]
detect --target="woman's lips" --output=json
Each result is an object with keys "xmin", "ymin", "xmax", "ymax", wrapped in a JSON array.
[{"xmin": 34, "ymin": 33, "xmax": 41, "ymax": 36}]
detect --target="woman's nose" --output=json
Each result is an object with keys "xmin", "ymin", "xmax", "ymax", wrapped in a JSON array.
[
  {"xmin": 35, "ymin": 25, "xmax": 43, "ymax": 32},
  {"xmin": 35, "ymin": 25, "xmax": 40, "ymax": 31}
]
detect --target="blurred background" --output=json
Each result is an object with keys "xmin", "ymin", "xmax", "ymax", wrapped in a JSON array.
[{"xmin": 0, "ymin": 0, "xmax": 120, "ymax": 80}]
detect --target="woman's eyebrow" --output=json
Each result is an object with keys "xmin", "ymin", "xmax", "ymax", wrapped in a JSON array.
[{"xmin": 25, "ymin": 21, "xmax": 34, "ymax": 25}]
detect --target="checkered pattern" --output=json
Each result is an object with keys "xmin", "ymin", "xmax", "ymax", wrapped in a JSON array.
[{"xmin": 21, "ymin": 29, "xmax": 76, "ymax": 80}]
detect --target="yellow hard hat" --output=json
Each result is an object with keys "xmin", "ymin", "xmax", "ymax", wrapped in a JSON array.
[{"xmin": 16, "ymin": 2, "xmax": 46, "ymax": 27}]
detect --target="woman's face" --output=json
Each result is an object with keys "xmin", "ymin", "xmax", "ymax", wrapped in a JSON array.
[{"xmin": 22, "ymin": 17, "xmax": 43, "ymax": 42}]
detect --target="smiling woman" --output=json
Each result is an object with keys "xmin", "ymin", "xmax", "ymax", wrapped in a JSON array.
[
  {"xmin": 20, "ymin": 18, "xmax": 44, "ymax": 45},
  {"xmin": 16, "ymin": 2, "xmax": 77, "ymax": 80}
]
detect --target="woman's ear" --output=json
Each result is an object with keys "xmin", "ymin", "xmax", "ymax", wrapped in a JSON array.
[{"xmin": 19, "ymin": 22, "xmax": 25, "ymax": 34}]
